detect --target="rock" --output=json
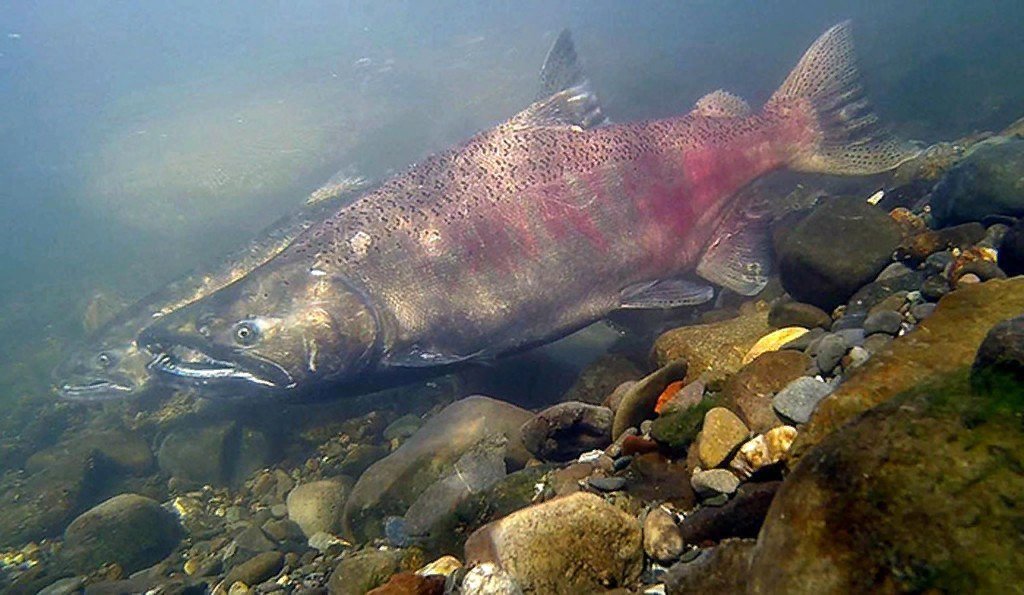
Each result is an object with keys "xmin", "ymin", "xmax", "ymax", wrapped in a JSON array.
[
  {"xmin": 719, "ymin": 351, "xmax": 809, "ymax": 434},
  {"xmin": 863, "ymin": 310, "xmax": 903, "ymax": 336},
  {"xmin": 768, "ymin": 301, "xmax": 831, "ymax": 330},
  {"xmin": 776, "ymin": 198, "xmax": 902, "ymax": 310},
  {"xmin": 37, "ymin": 576, "xmax": 87, "ymax": 595},
  {"xmin": 998, "ymin": 219, "xmax": 1024, "ymax": 276},
  {"xmin": 464, "ymin": 493, "xmax": 642, "ymax": 594},
  {"xmin": 696, "ymin": 408, "xmax": 749, "ymax": 468},
  {"xmin": 691, "ymin": 468, "xmax": 740, "ymax": 496},
  {"xmin": 328, "ymin": 549, "xmax": 405, "ymax": 595},
  {"xmin": 621, "ymin": 453, "xmax": 696, "ymax": 509},
  {"xmin": 909, "ymin": 302, "xmax": 936, "ymax": 322},
  {"xmin": 225, "ymin": 551, "xmax": 284, "ymax": 588},
  {"xmin": 418, "ymin": 555, "xmax": 463, "ymax": 577},
  {"xmin": 233, "ymin": 524, "xmax": 276, "ymax": 553},
  {"xmin": 742, "ymin": 327, "xmax": 809, "ymax": 365},
  {"xmin": 729, "ymin": 427, "xmax": 797, "ymax": 479},
  {"xmin": 811, "ymin": 333, "xmax": 848, "ymax": 374},
  {"xmin": 930, "ymin": 138, "xmax": 1024, "ymax": 225},
  {"xmin": 520, "ymin": 402, "xmax": 613, "ymax": 462},
  {"xmin": 792, "ymin": 277, "xmax": 1024, "ymax": 462},
  {"xmin": 750, "ymin": 376, "xmax": 1024, "ymax": 593},
  {"xmin": 972, "ymin": 315, "xmax": 1024, "ymax": 389},
  {"xmin": 338, "ymin": 444, "xmax": 390, "ymax": 478},
  {"xmin": 611, "ymin": 360, "xmax": 688, "ymax": 440},
  {"xmin": 875, "ymin": 261, "xmax": 914, "ymax": 282},
  {"xmin": 652, "ymin": 302, "xmax": 772, "ymax": 384},
  {"xmin": 157, "ymin": 422, "xmax": 267, "ymax": 487},
  {"xmin": 587, "ymin": 476, "xmax": 626, "ymax": 492},
  {"xmin": 562, "ymin": 355, "xmax": 644, "ymax": 405},
  {"xmin": 262, "ymin": 518, "xmax": 305, "ymax": 544},
  {"xmin": 649, "ymin": 396, "xmax": 718, "ymax": 453},
  {"xmin": 895, "ymin": 222, "xmax": 987, "ymax": 262},
  {"xmin": 772, "ymin": 377, "xmax": 833, "ymax": 424},
  {"xmin": 461, "ymin": 563, "xmax": 523, "ymax": 595},
  {"xmin": 402, "ymin": 434, "xmax": 508, "ymax": 548},
  {"xmin": 643, "ymin": 507, "xmax": 684, "ymax": 564},
  {"xmin": 287, "ymin": 478, "xmax": 352, "ymax": 538},
  {"xmin": 845, "ymin": 272, "xmax": 925, "ymax": 316},
  {"xmin": 780, "ymin": 327, "xmax": 824, "ymax": 351},
  {"xmin": 921, "ymin": 274, "xmax": 951, "ymax": 301},
  {"xmin": 383, "ymin": 414, "xmax": 422, "ymax": 442},
  {"xmin": 366, "ymin": 572, "xmax": 445, "ymax": 595},
  {"xmin": 664, "ymin": 539, "xmax": 755, "ymax": 595},
  {"xmin": 62, "ymin": 493, "xmax": 181, "ymax": 574},
  {"xmin": 343, "ymin": 396, "xmax": 532, "ymax": 541},
  {"xmin": 678, "ymin": 482, "xmax": 780, "ymax": 545}
]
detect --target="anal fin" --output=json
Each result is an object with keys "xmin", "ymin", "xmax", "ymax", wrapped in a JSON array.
[{"xmin": 619, "ymin": 278, "xmax": 715, "ymax": 309}]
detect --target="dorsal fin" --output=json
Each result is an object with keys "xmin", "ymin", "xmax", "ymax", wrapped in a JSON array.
[
  {"xmin": 532, "ymin": 29, "xmax": 608, "ymax": 128},
  {"xmin": 694, "ymin": 90, "xmax": 751, "ymax": 118},
  {"xmin": 508, "ymin": 84, "xmax": 606, "ymax": 131}
]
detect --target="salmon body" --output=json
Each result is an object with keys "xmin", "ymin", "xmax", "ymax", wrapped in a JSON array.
[{"xmin": 139, "ymin": 23, "xmax": 917, "ymax": 395}]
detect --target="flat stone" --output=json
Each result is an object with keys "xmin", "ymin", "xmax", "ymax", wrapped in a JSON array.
[
  {"xmin": 678, "ymin": 482, "xmax": 780, "ymax": 545},
  {"xmin": 772, "ymin": 377, "xmax": 834, "ymax": 424},
  {"xmin": 812, "ymin": 334, "xmax": 848, "ymax": 374},
  {"xmin": 696, "ymin": 408, "xmax": 750, "ymax": 468},
  {"xmin": 664, "ymin": 539, "xmax": 755, "ymax": 594},
  {"xmin": 612, "ymin": 360, "xmax": 689, "ymax": 440},
  {"xmin": 225, "ymin": 551, "xmax": 284, "ymax": 588},
  {"xmin": 587, "ymin": 476, "xmax": 626, "ymax": 492},
  {"xmin": 691, "ymin": 468, "xmax": 740, "ymax": 496},
  {"xmin": 768, "ymin": 301, "xmax": 832, "ymax": 329},
  {"xmin": 720, "ymin": 350, "xmax": 810, "ymax": 434}
]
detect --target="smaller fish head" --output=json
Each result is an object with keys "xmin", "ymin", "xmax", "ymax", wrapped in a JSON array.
[
  {"xmin": 140, "ymin": 264, "xmax": 379, "ymax": 395},
  {"xmin": 55, "ymin": 338, "xmax": 152, "ymax": 401}
]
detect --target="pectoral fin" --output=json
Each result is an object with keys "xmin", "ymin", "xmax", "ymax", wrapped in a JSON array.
[
  {"xmin": 619, "ymin": 278, "xmax": 715, "ymax": 309},
  {"xmin": 696, "ymin": 189, "xmax": 773, "ymax": 296}
]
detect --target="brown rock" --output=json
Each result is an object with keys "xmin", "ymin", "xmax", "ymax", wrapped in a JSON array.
[
  {"xmin": 611, "ymin": 359, "xmax": 688, "ymax": 439},
  {"xmin": 678, "ymin": 482, "xmax": 780, "ymax": 545},
  {"xmin": 720, "ymin": 351, "xmax": 810, "ymax": 434},
  {"xmin": 623, "ymin": 453, "xmax": 696, "ymax": 509},
  {"xmin": 652, "ymin": 302, "xmax": 772, "ymax": 383},
  {"xmin": 464, "ymin": 493, "xmax": 642, "ymax": 594},
  {"xmin": 696, "ymin": 408, "xmax": 749, "ymax": 468},
  {"xmin": 768, "ymin": 301, "xmax": 832, "ymax": 330},
  {"xmin": 792, "ymin": 277, "xmax": 1024, "ymax": 463},
  {"xmin": 643, "ymin": 507, "xmax": 684, "ymax": 564},
  {"xmin": 895, "ymin": 222, "xmax": 986, "ymax": 263}
]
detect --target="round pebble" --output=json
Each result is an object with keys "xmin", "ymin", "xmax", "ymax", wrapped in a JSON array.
[
  {"xmin": 921, "ymin": 275, "xmax": 951, "ymax": 301},
  {"xmin": 772, "ymin": 376, "xmax": 834, "ymax": 424},
  {"xmin": 814, "ymin": 334, "xmax": 848, "ymax": 374},
  {"xmin": 910, "ymin": 302, "xmax": 936, "ymax": 321}
]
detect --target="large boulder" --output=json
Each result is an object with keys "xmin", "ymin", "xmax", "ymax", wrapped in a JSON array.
[
  {"xmin": 520, "ymin": 402, "xmax": 613, "ymax": 462},
  {"xmin": 749, "ymin": 373, "xmax": 1024, "ymax": 593},
  {"xmin": 930, "ymin": 138, "xmax": 1024, "ymax": 225},
  {"xmin": 62, "ymin": 493, "xmax": 182, "ymax": 573},
  {"xmin": 464, "ymin": 492, "xmax": 642, "ymax": 594},
  {"xmin": 792, "ymin": 277, "xmax": 1024, "ymax": 461},
  {"xmin": 342, "ymin": 396, "xmax": 532, "ymax": 541},
  {"xmin": 776, "ymin": 198, "xmax": 902, "ymax": 311}
]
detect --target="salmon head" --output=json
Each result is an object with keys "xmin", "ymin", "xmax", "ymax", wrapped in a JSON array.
[{"xmin": 138, "ymin": 257, "xmax": 380, "ymax": 396}]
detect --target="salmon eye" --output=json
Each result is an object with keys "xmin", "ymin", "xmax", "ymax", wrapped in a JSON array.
[
  {"xmin": 233, "ymin": 321, "xmax": 260, "ymax": 346},
  {"xmin": 96, "ymin": 352, "xmax": 113, "ymax": 368}
]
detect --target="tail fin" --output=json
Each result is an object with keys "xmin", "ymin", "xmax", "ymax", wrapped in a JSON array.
[{"xmin": 765, "ymin": 21, "xmax": 920, "ymax": 175}]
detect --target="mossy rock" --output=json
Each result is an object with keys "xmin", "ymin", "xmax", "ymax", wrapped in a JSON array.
[
  {"xmin": 750, "ymin": 371, "xmax": 1024, "ymax": 593},
  {"xmin": 650, "ymin": 395, "xmax": 721, "ymax": 453}
]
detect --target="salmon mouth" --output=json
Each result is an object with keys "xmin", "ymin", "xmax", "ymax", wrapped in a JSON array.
[
  {"xmin": 57, "ymin": 379, "xmax": 136, "ymax": 401},
  {"xmin": 144, "ymin": 341, "xmax": 296, "ymax": 392}
]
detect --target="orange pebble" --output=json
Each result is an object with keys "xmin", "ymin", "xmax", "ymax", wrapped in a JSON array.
[{"xmin": 654, "ymin": 380, "xmax": 685, "ymax": 414}]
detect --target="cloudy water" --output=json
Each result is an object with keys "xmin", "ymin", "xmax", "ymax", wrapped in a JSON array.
[{"xmin": 1, "ymin": 1, "xmax": 1023, "ymax": 592}]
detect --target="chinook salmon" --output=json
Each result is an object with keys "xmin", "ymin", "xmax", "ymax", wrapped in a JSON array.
[
  {"xmin": 54, "ymin": 177, "xmax": 367, "ymax": 401},
  {"xmin": 139, "ymin": 23, "xmax": 918, "ymax": 396}
]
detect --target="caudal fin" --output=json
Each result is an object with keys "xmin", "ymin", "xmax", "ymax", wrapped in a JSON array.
[{"xmin": 766, "ymin": 21, "xmax": 919, "ymax": 175}]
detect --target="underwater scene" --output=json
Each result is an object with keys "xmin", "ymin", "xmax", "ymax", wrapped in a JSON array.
[{"xmin": 2, "ymin": 1, "xmax": 1024, "ymax": 593}]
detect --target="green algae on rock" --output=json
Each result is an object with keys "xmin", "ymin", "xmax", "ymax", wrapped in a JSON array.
[{"xmin": 749, "ymin": 372, "xmax": 1024, "ymax": 594}]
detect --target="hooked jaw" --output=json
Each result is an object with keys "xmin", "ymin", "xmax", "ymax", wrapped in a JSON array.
[{"xmin": 139, "ymin": 329, "xmax": 297, "ymax": 394}]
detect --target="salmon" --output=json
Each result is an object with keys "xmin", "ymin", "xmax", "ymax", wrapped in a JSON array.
[{"xmin": 139, "ymin": 23, "xmax": 919, "ymax": 396}]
